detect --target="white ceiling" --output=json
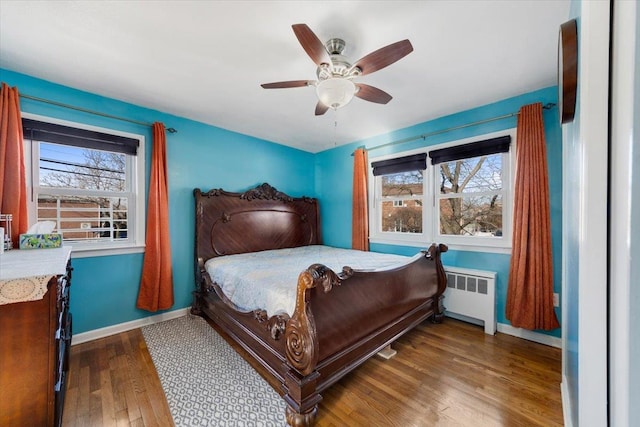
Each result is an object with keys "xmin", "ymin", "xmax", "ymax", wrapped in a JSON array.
[{"xmin": 0, "ymin": 1, "xmax": 570, "ymax": 153}]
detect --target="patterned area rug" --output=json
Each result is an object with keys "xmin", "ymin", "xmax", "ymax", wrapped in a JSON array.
[{"xmin": 142, "ymin": 315, "xmax": 286, "ymax": 426}]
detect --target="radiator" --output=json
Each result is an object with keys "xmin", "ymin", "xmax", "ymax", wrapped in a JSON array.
[{"xmin": 443, "ymin": 266, "xmax": 497, "ymax": 335}]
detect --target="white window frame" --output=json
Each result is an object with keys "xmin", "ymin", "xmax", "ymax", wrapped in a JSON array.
[
  {"xmin": 368, "ymin": 128, "xmax": 516, "ymax": 254},
  {"xmin": 22, "ymin": 112, "xmax": 146, "ymax": 258},
  {"xmin": 369, "ymin": 156, "xmax": 429, "ymax": 247}
]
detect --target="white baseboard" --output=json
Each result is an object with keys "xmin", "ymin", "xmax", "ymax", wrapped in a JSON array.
[
  {"xmin": 497, "ymin": 322, "xmax": 562, "ymax": 348},
  {"xmin": 446, "ymin": 312, "xmax": 487, "ymax": 329},
  {"xmin": 561, "ymin": 375, "xmax": 574, "ymax": 427},
  {"xmin": 71, "ymin": 307, "xmax": 190, "ymax": 345},
  {"xmin": 446, "ymin": 314, "xmax": 562, "ymax": 348}
]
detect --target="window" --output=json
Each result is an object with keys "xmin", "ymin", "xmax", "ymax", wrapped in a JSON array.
[
  {"xmin": 372, "ymin": 153, "xmax": 427, "ymax": 237},
  {"xmin": 23, "ymin": 114, "xmax": 145, "ymax": 256},
  {"xmin": 369, "ymin": 129, "xmax": 515, "ymax": 252},
  {"xmin": 437, "ymin": 153, "xmax": 504, "ymax": 237}
]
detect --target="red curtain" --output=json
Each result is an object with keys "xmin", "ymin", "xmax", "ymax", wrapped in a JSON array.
[
  {"xmin": 137, "ymin": 122, "xmax": 174, "ymax": 312},
  {"xmin": 505, "ymin": 103, "xmax": 559, "ymax": 330},
  {"xmin": 352, "ymin": 148, "xmax": 369, "ymax": 251},
  {"xmin": 0, "ymin": 83, "xmax": 28, "ymax": 247}
]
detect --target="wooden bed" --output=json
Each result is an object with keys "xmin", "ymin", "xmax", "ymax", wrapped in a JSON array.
[{"xmin": 191, "ymin": 183, "xmax": 448, "ymax": 426}]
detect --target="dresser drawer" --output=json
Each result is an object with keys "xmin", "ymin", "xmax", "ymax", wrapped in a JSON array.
[
  {"xmin": 55, "ymin": 312, "xmax": 72, "ymax": 389},
  {"xmin": 54, "ymin": 315, "xmax": 70, "ymax": 427}
]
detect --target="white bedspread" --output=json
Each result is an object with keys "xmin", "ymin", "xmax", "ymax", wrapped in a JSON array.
[{"xmin": 204, "ymin": 245, "xmax": 410, "ymax": 317}]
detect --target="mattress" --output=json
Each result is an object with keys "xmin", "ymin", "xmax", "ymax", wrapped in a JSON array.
[{"xmin": 204, "ymin": 245, "xmax": 411, "ymax": 317}]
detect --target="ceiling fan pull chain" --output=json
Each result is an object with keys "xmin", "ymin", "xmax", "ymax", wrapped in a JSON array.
[{"xmin": 333, "ymin": 110, "xmax": 338, "ymax": 147}]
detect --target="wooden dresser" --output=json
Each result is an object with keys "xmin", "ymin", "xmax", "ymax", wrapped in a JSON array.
[{"xmin": 0, "ymin": 247, "xmax": 72, "ymax": 427}]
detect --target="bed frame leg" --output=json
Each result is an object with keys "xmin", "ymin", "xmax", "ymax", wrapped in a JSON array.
[
  {"xmin": 283, "ymin": 370, "xmax": 321, "ymax": 426},
  {"xmin": 285, "ymin": 406, "xmax": 317, "ymax": 427},
  {"xmin": 190, "ymin": 290, "xmax": 203, "ymax": 316},
  {"xmin": 433, "ymin": 312, "xmax": 445, "ymax": 323},
  {"xmin": 432, "ymin": 294, "xmax": 446, "ymax": 324},
  {"xmin": 376, "ymin": 344, "xmax": 397, "ymax": 360}
]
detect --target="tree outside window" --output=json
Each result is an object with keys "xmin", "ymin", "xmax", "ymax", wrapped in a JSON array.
[{"xmin": 438, "ymin": 153, "xmax": 503, "ymax": 237}]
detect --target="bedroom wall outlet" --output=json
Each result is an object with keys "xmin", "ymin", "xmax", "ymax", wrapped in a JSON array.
[{"xmin": 553, "ymin": 293, "xmax": 560, "ymax": 307}]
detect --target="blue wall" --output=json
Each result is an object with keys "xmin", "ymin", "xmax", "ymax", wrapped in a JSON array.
[
  {"xmin": 0, "ymin": 69, "xmax": 315, "ymax": 334},
  {"xmin": 1, "ymin": 68, "xmax": 563, "ymax": 340},
  {"xmin": 315, "ymin": 86, "xmax": 563, "ymax": 337}
]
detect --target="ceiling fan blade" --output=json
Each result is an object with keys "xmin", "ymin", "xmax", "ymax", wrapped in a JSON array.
[
  {"xmin": 315, "ymin": 101, "xmax": 329, "ymax": 116},
  {"xmin": 355, "ymin": 84, "xmax": 393, "ymax": 104},
  {"xmin": 261, "ymin": 80, "xmax": 313, "ymax": 89},
  {"xmin": 353, "ymin": 40, "xmax": 413, "ymax": 76},
  {"xmin": 292, "ymin": 24, "xmax": 331, "ymax": 66}
]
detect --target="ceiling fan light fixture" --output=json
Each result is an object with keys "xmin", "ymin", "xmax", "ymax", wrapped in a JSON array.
[
  {"xmin": 261, "ymin": 24, "xmax": 413, "ymax": 116},
  {"xmin": 316, "ymin": 78, "xmax": 356, "ymax": 110}
]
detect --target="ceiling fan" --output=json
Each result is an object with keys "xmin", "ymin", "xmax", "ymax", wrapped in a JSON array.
[{"xmin": 261, "ymin": 24, "xmax": 413, "ymax": 116}]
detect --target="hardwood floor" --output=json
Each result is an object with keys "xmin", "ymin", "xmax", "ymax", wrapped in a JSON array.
[
  {"xmin": 62, "ymin": 317, "xmax": 562, "ymax": 426},
  {"xmin": 62, "ymin": 328, "xmax": 172, "ymax": 427}
]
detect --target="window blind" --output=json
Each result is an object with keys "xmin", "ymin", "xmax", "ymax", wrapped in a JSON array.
[
  {"xmin": 428, "ymin": 135, "xmax": 510, "ymax": 165},
  {"xmin": 22, "ymin": 118, "xmax": 139, "ymax": 155},
  {"xmin": 371, "ymin": 153, "xmax": 427, "ymax": 176}
]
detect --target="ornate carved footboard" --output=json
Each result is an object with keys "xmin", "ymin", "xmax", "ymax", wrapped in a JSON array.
[{"xmin": 192, "ymin": 183, "xmax": 448, "ymax": 426}]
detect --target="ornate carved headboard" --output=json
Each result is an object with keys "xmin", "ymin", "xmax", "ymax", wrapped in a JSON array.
[{"xmin": 194, "ymin": 183, "xmax": 321, "ymax": 264}]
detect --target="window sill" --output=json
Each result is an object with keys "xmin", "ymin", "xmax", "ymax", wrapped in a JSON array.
[
  {"xmin": 68, "ymin": 244, "xmax": 145, "ymax": 258},
  {"xmin": 438, "ymin": 243, "xmax": 511, "ymax": 255},
  {"xmin": 369, "ymin": 237, "xmax": 511, "ymax": 255}
]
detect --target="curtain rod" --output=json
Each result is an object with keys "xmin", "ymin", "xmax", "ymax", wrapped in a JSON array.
[
  {"xmin": 19, "ymin": 93, "xmax": 178, "ymax": 133},
  {"xmin": 354, "ymin": 102, "xmax": 556, "ymax": 155}
]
